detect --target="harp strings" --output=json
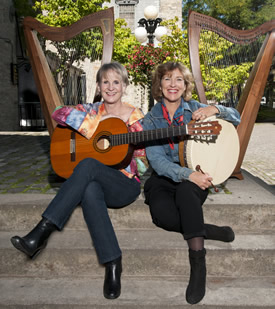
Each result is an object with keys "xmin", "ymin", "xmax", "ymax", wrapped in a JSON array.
[
  {"xmin": 199, "ymin": 30, "xmax": 265, "ymax": 107},
  {"xmin": 42, "ymin": 27, "xmax": 103, "ymax": 106}
]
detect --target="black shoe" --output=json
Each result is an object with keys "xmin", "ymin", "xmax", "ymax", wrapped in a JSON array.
[
  {"xmin": 205, "ymin": 224, "xmax": 235, "ymax": 242},
  {"xmin": 186, "ymin": 248, "xmax": 206, "ymax": 305},
  {"xmin": 10, "ymin": 218, "xmax": 56, "ymax": 259},
  {"xmin": 103, "ymin": 256, "xmax": 122, "ymax": 299}
]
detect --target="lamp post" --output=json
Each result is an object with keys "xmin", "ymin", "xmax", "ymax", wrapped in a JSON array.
[
  {"xmin": 134, "ymin": 5, "xmax": 167, "ymax": 45},
  {"xmin": 134, "ymin": 6, "xmax": 167, "ymax": 110}
]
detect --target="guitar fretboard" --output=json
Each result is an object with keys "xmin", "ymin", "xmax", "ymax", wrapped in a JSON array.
[{"xmin": 110, "ymin": 125, "xmax": 188, "ymax": 146}]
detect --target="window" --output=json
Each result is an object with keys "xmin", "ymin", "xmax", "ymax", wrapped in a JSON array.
[{"xmin": 115, "ymin": 0, "xmax": 139, "ymax": 31}]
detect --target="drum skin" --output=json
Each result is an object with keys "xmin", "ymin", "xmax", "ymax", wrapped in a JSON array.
[{"xmin": 184, "ymin": 117, "xmax": 240, "ymax": 185}]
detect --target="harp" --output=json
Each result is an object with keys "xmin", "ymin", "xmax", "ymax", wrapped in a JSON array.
[
  {"xmin": 188, "ymin": 11, "xmax": 275, "ymax": 179},
  {"xmin": 23, "ymin": 8, "xmax": 114, "ymax": 136}
]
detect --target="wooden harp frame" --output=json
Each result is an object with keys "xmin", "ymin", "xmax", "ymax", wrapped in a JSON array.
[
  {"xmin": 188, "ymin": 11, "xmax": 275, "ymax": 180},
  {"xmin": 23, "ymin": 8, "xmax": 114, "ymax": 136}
]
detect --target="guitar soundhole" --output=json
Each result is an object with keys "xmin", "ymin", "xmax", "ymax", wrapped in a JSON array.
[{"xmin": 94, "ymin": 134, "xmax": 111, "ymax": 153}]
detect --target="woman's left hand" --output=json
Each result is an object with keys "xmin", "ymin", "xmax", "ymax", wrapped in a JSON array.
[{"xmin": 192, "ymin": 106, "xmax": 219, "ymax": 121}]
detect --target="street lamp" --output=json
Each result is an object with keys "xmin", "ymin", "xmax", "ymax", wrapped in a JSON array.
[
  {"xmin": 134, "ymin": 5, "xmax": 167, "ymax": 45},
  {"xmin": 134, "ymin": 6, "xmax": 167, "ymax": 110}
]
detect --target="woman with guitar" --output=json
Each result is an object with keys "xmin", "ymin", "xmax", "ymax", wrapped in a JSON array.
[
  {"xmin": 142, "ymin": 62, "xmax": 241, "ymax": 305},
  {"xmin": 10, "ymin": 62, "xmax": 148, "ymax": 300}
]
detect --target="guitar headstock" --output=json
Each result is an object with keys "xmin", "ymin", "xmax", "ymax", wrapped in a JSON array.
[{"xmin": 187, "ymin": 121, "xmax": 222, "ymax": 136}]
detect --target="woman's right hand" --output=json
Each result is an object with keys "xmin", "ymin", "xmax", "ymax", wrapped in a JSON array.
[{"xmin": 189, "ymin": 171, "xmax": 213, "ymax": 190}]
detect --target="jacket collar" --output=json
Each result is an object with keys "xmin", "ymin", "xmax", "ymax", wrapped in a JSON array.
[{"xmin": 150, "ymin": 98, "xmax": 192, "ymax": 118}]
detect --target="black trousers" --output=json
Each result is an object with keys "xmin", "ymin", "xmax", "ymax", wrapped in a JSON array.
[{"xmin": 144, "ymin": 173, "xmax": 208, "ymax": 240}]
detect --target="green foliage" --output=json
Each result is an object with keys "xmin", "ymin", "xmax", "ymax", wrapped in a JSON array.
[
  {"xmin": 112, "ymin": 18, "xmax": 139, "ymax": 65},
  {"xmin": 33, "ymin": 0, "xmax": 108, "ymax": 26},
  {"xmin": 208, "ymin": 0, "xmax": 275, "ymax": 29},
  {"xmin": 160, "ymin": 17, "xmax": 190, "ymax": 66},
  {"xmin": 257, "ymin": 106, "xmax": 275, "ymax": 122},
  {"xmin": 198, "ymin": 31, "xmax": 254, "ymax": 101},
  {"xmin": 160, "ymin": 18, "xmax": 254, "ymax": 102},
  {"xmin": 182, "ymin": 0, "xmax": 275, "ymax": 29},
  {"xmin": 25, "ymin": 1, "xmax": 109, "ymax": 94}
]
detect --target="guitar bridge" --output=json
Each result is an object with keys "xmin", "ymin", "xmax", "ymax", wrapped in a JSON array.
[{"xmin": 70, "ymin": 132, "xmax": 76, "ymax": 162}]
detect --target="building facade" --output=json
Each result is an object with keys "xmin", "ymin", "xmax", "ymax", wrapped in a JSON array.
[
  {"xmin": 0, "ymin": 0, "xmax": 181, "ymax": 131},
  {"xmin": 0, "ymin": 0, "xmax": 19, "ymax": 130},
  {"xmin": 107, "ymin": 0, "xmax": 181, "ymax": 32}
]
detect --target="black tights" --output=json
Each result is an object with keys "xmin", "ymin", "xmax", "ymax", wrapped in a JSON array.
[{"xmin": 187, "ymin": 237, "xmax": 204, "ymax": 251}]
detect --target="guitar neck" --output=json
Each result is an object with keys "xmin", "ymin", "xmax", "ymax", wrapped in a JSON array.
[{"xmin": 110, "ymin": 125, "xmax": 188, "ymax": 146}]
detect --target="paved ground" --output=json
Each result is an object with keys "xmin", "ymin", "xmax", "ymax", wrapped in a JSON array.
[{"xmin": 0, "ymin": 122, "xmax": 274, "ymax": 194}]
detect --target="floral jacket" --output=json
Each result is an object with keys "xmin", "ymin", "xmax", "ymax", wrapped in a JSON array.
[
  {"xmin": 52, "ymin": 101, "xmax": 149, "ymax": 180},
  {"xmin": 142, "ymin": 98, "xmax": 241, "ymax": 182}
]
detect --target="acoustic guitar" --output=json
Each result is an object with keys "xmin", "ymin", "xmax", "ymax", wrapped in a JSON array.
[{"xmin": 50, "ymin": 117, "xmax": 221, "ymax": 178}]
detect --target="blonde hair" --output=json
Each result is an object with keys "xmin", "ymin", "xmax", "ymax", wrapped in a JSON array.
[
  {"xmin": 152, "ymin": 62, "xmax": 194, "ymax": 101},
  {"xmin": 96, "ymin": 62, "xmax": 129, "ymax": 86}
]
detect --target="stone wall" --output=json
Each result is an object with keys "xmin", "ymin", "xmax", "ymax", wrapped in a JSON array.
[
  {"xmin": 159, "ymin": 0, "xmax": 182, "ymax": 27},
  {"xmin": 0, "ymin": 0, "xmax": 19, "ymax": 131},
  {"xmin": 122, "ymin": 82, "xmax": 149, "ymax": 114}
]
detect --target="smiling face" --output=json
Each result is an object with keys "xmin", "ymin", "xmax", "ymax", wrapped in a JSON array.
[
  {"xmin": 160, "ymin": 68, "xmax": 186, "ymax": 106},
  {"xmin": 98, "ymin": 69, "xmax": 126, "ymax": 105}
]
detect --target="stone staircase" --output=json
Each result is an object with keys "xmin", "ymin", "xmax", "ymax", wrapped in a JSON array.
[{"xmin": 0, "ymin": 173, "xmax": 275, "ymax": 308}]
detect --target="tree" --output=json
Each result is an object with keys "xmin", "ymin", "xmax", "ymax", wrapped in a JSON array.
[
  {"xmin": 182, "ymin": 0, "xmax": 209, "ymax": 29},
  {"xmin": 182, "ymin": 0, "xmax": 274, "ymax": 107},
  {"xmin": 112, "ymin": 18, "xmax": 139, "ymax": 65},
  {"xmin": 33, "ymin": 0, "xmax": 107, "ymax": 25},
  {"xmin": 208, "ymin": 0, "xmax": 274, "ymax": 29},
  {"xmin": 182, "ymin": 0, "xmax": 275, "ymax": 30},
  {"xmin": 24, "ymin": 0, "xmax": 110, "ymax": 102},
  {"xmin": 160, "ymin": 17, "xmax": 254, "ymax": 103}
]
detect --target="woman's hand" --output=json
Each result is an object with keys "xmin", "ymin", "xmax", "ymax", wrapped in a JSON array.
[
  {"xmin": 192, "ymin": 105, "xmax": 219, "ymax": 121},
  {"xmin": 189, "ymin": 171, "xmax": 213, "ymax": 190}
]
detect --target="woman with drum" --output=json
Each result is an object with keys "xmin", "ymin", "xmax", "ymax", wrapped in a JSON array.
[{"xmin": 142, "ymin": 62, "xmax": 240, "ymax": 305}]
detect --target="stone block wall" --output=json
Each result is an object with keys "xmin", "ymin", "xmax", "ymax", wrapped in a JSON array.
[{"xmin": 0, "ymin": 0, "xmax": 19, "ymax": 131}]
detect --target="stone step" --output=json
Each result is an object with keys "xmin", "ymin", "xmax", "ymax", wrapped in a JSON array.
[
  {"xmin": 0, "ymin": 276, "xmax": 274, "ymax": 308},
  {"xmin": 0, "ymin": 173, "xmax": 274, "ymax": 308},
  {"xmin": 1, "ymin": 196, "xmax": 275, "ymax": 232},
  {"xmin": 1, "ymin": 230, "xmax": 275, "ymax": 278}
]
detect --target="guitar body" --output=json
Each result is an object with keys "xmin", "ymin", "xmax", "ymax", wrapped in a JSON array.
[
  {"xmin": 179, "ymin": 117, "xmax": 240, "ymax": 185},
  {"xmin": 50, "ymin": 118, "xmax": 133, "ymax": 179}
]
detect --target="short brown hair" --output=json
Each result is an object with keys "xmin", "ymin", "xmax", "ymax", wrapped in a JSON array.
[{"xmin": 152, "ymin": 62, "xmax": 194, "ymax": 102}]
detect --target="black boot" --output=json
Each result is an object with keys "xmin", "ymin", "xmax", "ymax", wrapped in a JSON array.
[
  {"xmin": 205, "ymin": 223, "xmax": 235, "ymax": 242},
  {"xmin": 103, "ymin": 256, "xmax": 122, "ymax": 299},
  {"xmin": 10, "ymin": 218, "xmax": 57, "ymax": 259},
  {"xmin": 186, "ymin": 248, "xmax": 206, "ymax": 305}
]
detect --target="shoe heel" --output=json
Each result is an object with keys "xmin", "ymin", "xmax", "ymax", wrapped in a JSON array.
[{"xmin": 30, "ymin": 241, "xmax": 48, "ymax": 260}]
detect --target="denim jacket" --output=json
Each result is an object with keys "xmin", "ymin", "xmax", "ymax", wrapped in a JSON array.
[{"xmin": 142, "ymin": 98, "xmax": 241, "ymax": 182}]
